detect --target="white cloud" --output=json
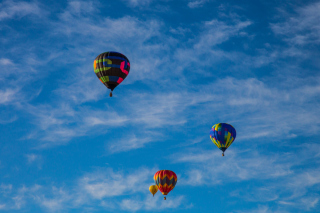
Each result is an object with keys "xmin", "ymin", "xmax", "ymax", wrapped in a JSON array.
[
  {"xmin": 108, "ymin": 133, "xmax": 160, "ymax": 153},
  {"xmin": 122, "ymin": 195, "xmax": 185, "ymax": 211},
  {"xmin": 0, "ymin": 115, "xmax": 17, "ymax": 124},
  {"xmin": 188, "ymin": 0, "xmax": 209, "ymax": 8},
  {"xmin": 66, "ymin": 1, "xmax": 96, "ymax": 15},
  {"xmin": 301, "ymin": 197, "xmax": 319, "ymax": 210},
  {"xmin": 175, "ymin": 149, "xmax": 293, "ymax": 185},
  {"xmin": 271, "ymin": 2, "xmax": 320, "ymax": 45},
  {"xmin": 26, "ymin": 154, "xmax": 38, "ymax": 164},
  {"xmin": 0, "ymin": 58, "xmax": 13, "ymax": 65},
  {"xmin": 80, "ymin": 168, "xmax": 154, "ymax": 199},
  {"xmin": 77, "ymin": 168, "xmax": 185, "ymax": 211},
  {"xmin": 169, "ymin": 27, "xmax": 191, "ymax": 35},
  {"xmin": 124, "ymin": 0, "xmax": 154, "ymax": 8},
  {"xmin": 0, "ymin": 1, "xmax": 320, "ymax": 213},
  {"xmin": 236, "ymin": 205, "xmax": 289, "ymax": 213},
  {"xmin": 277, "ymin": 196, "xmax": 320, "ymax": 211},
  {"xmin": 0, "ymin": 167, "xmax": 186, "ymax": 211},
  {"xmin": 0, "ymin": 184, "xmax": 12, "ymax": 194},
  {"xmin": 25, "ymin": 154, "xmax": 43, "ymax": 169},
  {"xmin": 0, "ymin": 1, "xmax": 256, "ymax": 147},
  {"xmin": 24, "ymin": 75, "xmax": 320, "ymax": 149},
  {"xmin": 173, "ymin": 142, "xmax": 320, "ymax": 211},
  {"xmin": 23, "ymin": 103, "xmax": 129, "ymax": 145},
  {"xmin": 0, "ymin": 0, "xmax": 43, "ymax": 20},
  {"xmin": 195, "ymin": 19, "xmax": 252, "ymax": 48},
  {"xmin": 1, "ymin": 0, "xmax": 319, "ymax": 155},
  {"xmin": 33, "ymin": 187, "xmax": 73, "ymax": 212},
  {"xmin": 120, "ymin": 199, "xmax": 143, "ymax": 211},
  {"xmin": 0, "ymin": 89, "xmax": 19, "ymax": 105}
]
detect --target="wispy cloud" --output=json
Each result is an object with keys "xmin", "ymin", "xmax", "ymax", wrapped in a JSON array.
[
  {"xmin": 0, "ymin": 89, "xmax": 19, "ymax": 105},
  {"xmin": 271, "ymin": 2, "xmax": 320, "ymax": 45},
  {"xmin": 174, "ymin": 142, "xmax": 320, "ymax": 211},
  {"xmin": 33, "ymin": 187, "xmax": 73, "ymax": 212},
  {"xmin": 65, "ymin": 1, "xmax": 96, "ymax": 15},
  {"xmin": 25, "ymin": 154, "xmax": 42, "ymax": 169},
  {"xmin": 23, "ymin": 74, "xmax": 320, "ymax": 149},
  {"xmin": 121, "ymin": 195, "xmax": 185, "ymax": 212},
  {"xmin": 175, "ymin": 148, "xmax": 293, "ymax": 185},
  {"xmin": 1, "ymin": 0, "xmax": 319, "ymax": 151},
  {"xmin": 0, "ymin": 1, "xmax": 257, "ymax": 147},
  {"xmin": 26, "ymin": 154, "xmax": 39, "ymax": 164},
  {"xmin": 80, "ymin": 168, "xmax": 154, "ymax": 199},
  {"xmin": 76, "ymin": 167, "xmax": 185, "ymax": 211},
  {"xmin": 108, "ymin": 132, "xmax": 161, "ymax": 153},
  {"xmin": 1, "ymin": 0, "xmax": 320, "ymax": 212},
  {"xmin": 236, "ymin": 205, "xmax": 289, "ymax": 213},
  {"xmin": 0, "ymin": 184, "xmax": 12, "ymax": 194},
  {"xmin": 0, "ymin": 58, "xmax": 13, "ymax": 65},
  {"xmin": 124, "ymin": 0, "xmax": 154, "ymax": 7},
  {"xmin": 198, "ymin": 19, "xmax": 252, "ymax": 47},
  {"xmin": 0, "ymin": 0, "xmax": 44, "ymax": 21},
  {"xmin": 0, "ymin": 167, "xmax": 185, "ymax": 211},
  {"xmin": 188, "ymin": 0, "xmax": 209, "ymax": 8}
]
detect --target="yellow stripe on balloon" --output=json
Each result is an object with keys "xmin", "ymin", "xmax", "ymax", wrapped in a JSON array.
[
  {"xmin": 215, "ymin": 124, "xmax": 220, "ymax": 131},
  {"xmin": 217, "ymin": 140, "xmax": 222, "ymax": 148},
  {"xmin": 225, "ymin": 132, "xmax": 231, "ymax": 147},
  {"xmin": 211, "ymin": 137, "xmax": 220, "ymax": 148}
]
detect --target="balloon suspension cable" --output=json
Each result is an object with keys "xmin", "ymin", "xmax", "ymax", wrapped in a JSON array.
[
  {"xmin": 109, "ymin": 91, "xmax": 112, "ymax": 97},
  {"xmin": 222, "ymin": 152, "xmax": 225, "ymax": 157},
  {"xmin": 164, "ymin": 197, "xmax": 166, "ymax": 200}
]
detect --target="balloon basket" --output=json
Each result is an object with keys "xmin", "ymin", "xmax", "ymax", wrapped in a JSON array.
[
  {"xmin": 109, "ymin": 92, "xmax": 112, "ymax": 97},
  {"xmin": 222, "ymin": 153, "xmax": 224, "ymax": 156},
  {"xmin": 164, "ymin": 197, "xmax": 166, "ymax": 200}
]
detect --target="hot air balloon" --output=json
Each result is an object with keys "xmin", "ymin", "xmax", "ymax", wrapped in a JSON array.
[
  {"xmin": 93, "ymin": 52, "xmax": 130, "ymax": 97},
  {"xmin": 154, "ymin": 170, "xmax": 177, "ymax": 200},
  {"xmin": 149, "ymin": 185, "xmax": 158, "ymax": 197},
  {"xmin": 210, "ymin": 123, "xmax": 236, "ymax": 156}
]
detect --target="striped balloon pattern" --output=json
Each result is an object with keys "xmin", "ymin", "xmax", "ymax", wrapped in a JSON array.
[
  {"xmin": 210, "ymin": 123, "xmax": 236, "ymax": 153},
  {"xmin": 154, "ymin": 170, "xmax": 177, "ymax": 196},
  {"xmin": 93, "ymin": 52, "xmax": 130, "ymax": 92}
]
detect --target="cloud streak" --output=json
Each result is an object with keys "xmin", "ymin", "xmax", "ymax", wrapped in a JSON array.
[
  {"xmin": 271, "ymin": 2, "xmax": 320, "ymax": 45},
  {"xmin": 0, "ymin": 0, "xmax": 43, "ymax": 21},
  {"xmin": 0, "ymin": 167, "xmax": 185, "ymax": 212}
]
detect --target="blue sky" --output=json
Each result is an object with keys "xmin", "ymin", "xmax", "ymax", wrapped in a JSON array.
[{"xmin": 0, "ymin": 0, "xmax": 320, "ymax": 212}]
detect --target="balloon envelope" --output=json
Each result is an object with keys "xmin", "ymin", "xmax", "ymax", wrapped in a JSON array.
[
  {"xmin": 210, "ymin": 123, "xmax": 236, "ymax": 153},
  {"xmin": 154, "ymin": 170, "xmax": 177, "ymax": 196},
  {"xmin": 149, "ymin": 185, "xmax": 158, "ymax": 197},
  {"xmin": 93, "ymin": 52, "xmax": 130, "ymax": 93}
]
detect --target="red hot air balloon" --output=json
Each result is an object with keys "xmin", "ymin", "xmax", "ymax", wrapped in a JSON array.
[{"xmin": 154, "ymin": 170, "xmax": 177, "ymax": 200}]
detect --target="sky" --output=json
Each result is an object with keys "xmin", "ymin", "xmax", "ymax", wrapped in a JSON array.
[{"xmin": 0, "ymin": 0, "xmax": 320, "ymax": 212}]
